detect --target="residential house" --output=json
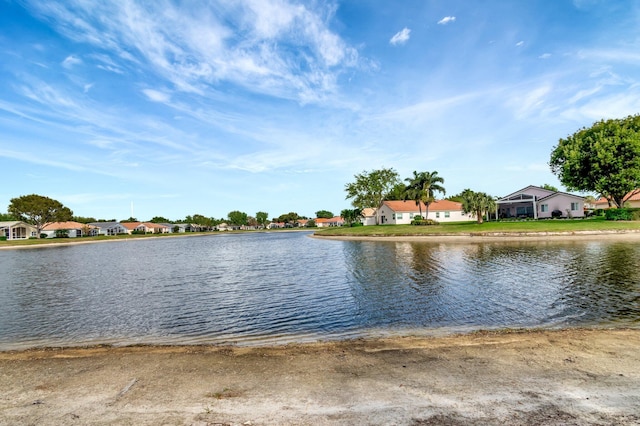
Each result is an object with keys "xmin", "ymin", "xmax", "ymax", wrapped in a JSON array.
[
  {"xmin": 0, "ymin": 221, "xmax": 37, "ymax": 240},
  {"xmin": 267, "ymin": 222, "xmax": 285, "ymax": 229},
  {"xmin": 594, "ymin": 190, "xmax": 640, "ymax": 209},
  {"xmin": 315, "ymin": 216, "xmax": 345, "ymax": 227},
  {"xmin": 42, "ymin": 221, "xmax": 99, "ymax": 238},
  {"xmin": 377, "ymin": 200, "xmax": 474, "ymax": 225},
  {"xmin": 496, "ymin": 185, "xmax": 585, "ymax": 219},
  {"xmin": 361, "ymin": 208, "xmax": 377, "ymax": 226},
  {"xmin": 120, "ymin": 221, "xmax": 170, "ymax": 234},
  {"xmin": 88, "ymin": 222, "xmax": 128, "ymax": 236}
]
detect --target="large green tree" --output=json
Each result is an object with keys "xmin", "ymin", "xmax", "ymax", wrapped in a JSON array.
[
  {"xmin": 459, "ymin": 189, "xmax": 496, "ymax": 224},
  {"xmin": 256, "ymin": 211, "xmax": 269, "ymax": 228},
  {"xmin": 227, "ymin": 210, "xmax": 248, "ymax": 226},
  {"xmin": 550, "ymin": 115, "xmax": 640, "ymax": 208},
  {"xmin": 345, "ymin": 167, "xmax": 400, "ymax": 224},
  {"xmin": 315, "ymin": 210, "xmax": 334, "ymax": 219},
  {"xmin": 404, "ymin": 170, "xmax": 446, "ymax": 219},
  {"xmin": 8, "ymin": 194, "xmax": 73, "ymax": 238}
]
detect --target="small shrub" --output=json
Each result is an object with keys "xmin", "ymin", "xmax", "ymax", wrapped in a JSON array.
[
  {"xmin": 411, "ymin": 219, "xmax": 439, "ymax": 226},
  {"xmin": 551, "ymin": 210, "xmax": 563, "ymax": 218},
  {"xmin": 0, "ymin": 236, "xmax": 6, "ymax": 241}
]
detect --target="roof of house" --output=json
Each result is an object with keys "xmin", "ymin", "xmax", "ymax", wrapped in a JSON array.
[
  {"xmin": 382, "ymin": 200, "xmax": 463, "ymax": 212},
  {"xmin": 0, "ymin": 221, "xmax": 34, "ymax": 228},
  {"xmin": 315, "ymin": 216, "xmax": 344, "ymax": 223},
  {"xmin": 498, "ymin": 185, "xmax": 555, "ymax": 201},
  {"xmin": 42, "ymin": 221, "xmax": 97, "ymax": 230},
  {"xmin": 361, "ymin": 208, "xmax": 376, "ymax": 217},
  {"xmin": 119, "ymin": 222, "xmax": 140, "ymax": 230},
  {"xmin": 595, "ymin": 190, "xmax": 640, "ymax": 205}
]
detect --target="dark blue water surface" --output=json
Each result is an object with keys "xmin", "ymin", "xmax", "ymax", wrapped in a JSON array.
[{"xmin": 1, "ymin": 231, "xmax": 639, "ymax": 350}]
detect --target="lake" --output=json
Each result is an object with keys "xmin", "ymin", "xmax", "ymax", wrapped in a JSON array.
[{"xmin": 1, "ymin": 231, "xmax": 639, "ymax": 350}]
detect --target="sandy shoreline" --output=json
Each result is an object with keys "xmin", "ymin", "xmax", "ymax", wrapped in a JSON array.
[{"xmin": 2, "ymin": 329, "xmax": 639, "ymax": 425}]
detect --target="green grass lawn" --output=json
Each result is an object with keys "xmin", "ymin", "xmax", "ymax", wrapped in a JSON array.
[
  {"xmin": 0, "ymin": 231, "xmax": 205, "ymax": 248},
  {"xmin": 314, "ymin": 217, "xmax": 640, "ymax": 237}
]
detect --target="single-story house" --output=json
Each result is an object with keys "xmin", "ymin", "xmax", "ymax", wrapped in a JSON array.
[
  {"xmin": 361, "ymin": 208, "xmax": 377, "ymax": 226},
  {"xmin": 496, "ymin": 186, "xmax": 585, "ymax": 219},
  {"xmin": 88, "ymin": 222, "xmax": 129, "ymax": 236},
  {"xmin": 594, "ymin": 190, "xmax": 640, "ymax": 209},
  {"xmin": 315, "ymin": 216, "xmax": 345, "ymax": 227},
  {"xmin": 120, "ymin": 222, "xmax": 170, "ymax": 234},
  {"xmin": 42, "ymin": 221, "xmax": 99, "ymax": 238},
  {"xmin": 377, "ymin": 200, "xmax": 475, "ymax": 225},
  {"xmin": 0, "ymin": 221, "xmax": 37, "ymax": 239}
]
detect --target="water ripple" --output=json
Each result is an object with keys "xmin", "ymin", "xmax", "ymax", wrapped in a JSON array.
[{"xmin": 1, "ymin": 233, "xmax": 639, "ymax": 350}]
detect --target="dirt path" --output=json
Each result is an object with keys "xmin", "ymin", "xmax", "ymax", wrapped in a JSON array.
[{"xmin": 1, "ymin": 329, "xmax": 639, "ymax": 425}]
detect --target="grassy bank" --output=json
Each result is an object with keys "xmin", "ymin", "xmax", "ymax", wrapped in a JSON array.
[
  {"xmin": 0, "ymin": 231, "xmax": 211, "ymax": 248},
  {"xmin": 314, "ymin": 217, "xmax": 640, "ymax": 237}
]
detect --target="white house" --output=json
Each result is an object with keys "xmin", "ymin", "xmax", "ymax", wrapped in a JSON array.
[
  {"xmin": 88, "ymin": 222, "xmax": 129, "ymax": 236},
  {"xmin": 0, "ymin": 221, "xmax": 37, "ymax": 239},
  {"xmin": 360, "ymin": 208, "xmax": 377, "ymax": 226},
  {"xmin": 376, "ymin": 200, "xmax": 475, "ymax": 225},
  {"xmin": 315, "ymin": 216, "xmax": 345, "ymax": 227},
  {"xmin": 496, "ymin": 186, "xmax": 585, "ymax": 219},
  {"xmin": 42, "ymin": 221, "xmax": 99, "ymax": 238}
]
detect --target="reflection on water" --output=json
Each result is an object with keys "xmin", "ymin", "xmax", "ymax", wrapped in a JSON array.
[{"xmin": 0, "ymin": 232, "xmax": 639, "ymax": 350}]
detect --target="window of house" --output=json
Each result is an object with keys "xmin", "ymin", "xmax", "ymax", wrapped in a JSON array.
[
  {"xmin": 397, "ymin": 213, "xmax": 403, "ymax": 219},
  {"xmin": 409, "ymin": 213, "xmax": 414, "ymax": 218},
  {"xmin": 435, "ymin": 212, "xmax": 440, "ymax": 218},
  {"xmin": 541, "ymin": 204, "xmax": 548, "ymax": 212},
  {"xmin": 445, "ymin": 211, "xmax": 450, "ymax": 218},
  {"xmin": 392, "ymin": 213, "xmax": 396, "ymax": 220},
  {"xmin": 571, "ymin": 202, "xmax": 579, "ymax": 210}
]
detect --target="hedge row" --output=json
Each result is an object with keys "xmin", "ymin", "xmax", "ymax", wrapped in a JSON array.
[{"xmin": 605, "ymin": 208, "xmax": 640, "ymax": 221}]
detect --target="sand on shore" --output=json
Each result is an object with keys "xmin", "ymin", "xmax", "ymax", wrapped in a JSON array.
[{"xmin": 2, "ymin": 329, "xmax": 639, "ymax": 425}]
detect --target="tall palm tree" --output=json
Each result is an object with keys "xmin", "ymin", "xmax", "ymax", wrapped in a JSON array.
[
  {"xmin": 404, "ymin": 171, "xmax": 446, "ymax": 219},
  {"xmin": 460, "ymin": 189, "xmax": 496, "ymax": 224}
]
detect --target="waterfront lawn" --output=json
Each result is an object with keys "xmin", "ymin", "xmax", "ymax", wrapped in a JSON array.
[
  {"xmin": 0, "ymin": 232, "xmax": 205, "ymax": 247},
  {"xmin": 314, "ymin": 217, "xmax": 640, "ymax": 236}
]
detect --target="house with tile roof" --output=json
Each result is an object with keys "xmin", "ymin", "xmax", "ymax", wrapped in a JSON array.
[
  {"xmin": 88, "ymin": 222, "xmax": 129, "ymax": 236},
  {"xmin": 120, "ymin": 221, "xmax": 170, "ymax": 234},
  {"xmin": 0, "ymin": 221, "xmax": 37, "ymax": 240},
  {"xmin": 42, "ymin": 221, "xmax": 99, "ymax": 238},
  {"xmin": 315, "ymin": 216, "xmax": 345, "ymax": 227},
  {"xmin": 377, "ymin": 200, "xmax": 474, "ymax": 224},
  {"xmin": 594, "ymin": 190, "xmax": 640, "ymax": 209},
  {"xmin": 496, "ymin": 185, "xmax": 585, "ymax": 219}
]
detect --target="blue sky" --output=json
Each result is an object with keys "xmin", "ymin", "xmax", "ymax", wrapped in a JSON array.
[{"xmin": 2, "ymin": 1, "xmax": 640, "ymax": 221}]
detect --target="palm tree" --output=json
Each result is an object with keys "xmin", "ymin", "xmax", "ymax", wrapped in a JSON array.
[
  {"xmin": 341, "ymin": 208, "xmax": 363, "ymax": 227},
  {"xmin": 404, "ymin": 171, "xmax": 446, "ymax": 219},
  {"xmin": 460, "ymin": 189, "xmax": 496, "ymax": 224}
]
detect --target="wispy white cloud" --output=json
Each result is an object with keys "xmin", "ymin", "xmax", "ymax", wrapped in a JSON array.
[
  {"xmin": 437, "ymin": 16, "xmax": 456, "ymax": 25},
  {"xmin": 390, "ymin": 28, "xmax": 411, "ymax": 45},
  {"xmin": 62, "ymin": 54, "xmax": 82, "ymax": 68},
  {"xmin": 24, "ymin": 0, "xmax": 360, "ymax": 104},
  {"xmin": 539, "ymin": 53, "xmax": 551, "ymax": 59},
  {"xmin": 142, "ymin": 89, "xmax": 171, "ymax": 103},
  {"xmin": 516, "ymin": 41, "xmax": 524, "ymax": 47}
]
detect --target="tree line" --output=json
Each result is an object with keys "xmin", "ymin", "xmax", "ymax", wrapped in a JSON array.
[
  {"xmin": 5, "ymin": 114, "xmax": 640, "ymax": 236},
  {"xmin": 344, "ymin": 114, "xmax": 640, "ymax": 224},
  {"xmin": 344, "ymin": 168, "xmax": 495, "ymax": 224}
]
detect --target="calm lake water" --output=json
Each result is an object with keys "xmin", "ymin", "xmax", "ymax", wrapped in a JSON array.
[{"xmin": 1, "ymin": 231, "xmax": 639, "ymax": 350}]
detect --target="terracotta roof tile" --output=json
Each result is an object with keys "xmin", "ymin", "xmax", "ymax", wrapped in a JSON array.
[{"xmin": 382, "ymin": 200, "xmax": 463, "ymax": 212}]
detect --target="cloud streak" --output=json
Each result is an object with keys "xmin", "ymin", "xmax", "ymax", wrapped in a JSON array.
[{"xmin": 390, "ymin": 28, "xmax": 411, "ymax": 45}]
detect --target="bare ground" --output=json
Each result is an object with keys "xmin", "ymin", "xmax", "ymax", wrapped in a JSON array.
[{"xmin": 1, "ymin": 329, "xmax": 639, "ymax": 425}]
